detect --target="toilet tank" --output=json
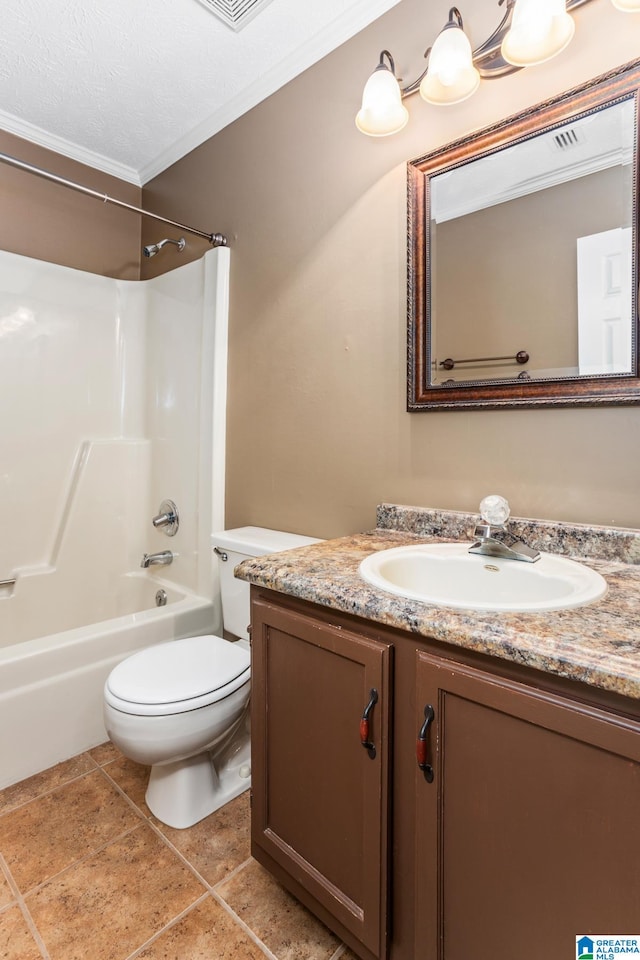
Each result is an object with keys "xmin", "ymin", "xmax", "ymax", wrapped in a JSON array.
[{"xmin": 211, "ymin": 526, "xmax": 321, "ymax": 640}]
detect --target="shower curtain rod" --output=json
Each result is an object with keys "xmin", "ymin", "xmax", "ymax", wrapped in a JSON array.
[{"xmin": 0, "ymin": 151, "xmax": 227, "ymax": 247}]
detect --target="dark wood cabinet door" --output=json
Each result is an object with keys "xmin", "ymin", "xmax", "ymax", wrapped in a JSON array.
[
  {"xmin": 414, "ymin": 651, "xmax": 640, "ymax": 960},
  {"xmin": 251, "ymin": 595, "xmax": 392, "ymax": 960}
]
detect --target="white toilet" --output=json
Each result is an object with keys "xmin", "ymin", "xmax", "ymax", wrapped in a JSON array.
[{"xmin": 103, "ymin": 526, "xmax": 319, "ymax": 829}]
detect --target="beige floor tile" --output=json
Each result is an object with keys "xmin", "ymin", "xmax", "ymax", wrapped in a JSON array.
[
  {"xmin": 136, "ymin": 896, "xmax": 267, "ymax": 960},
  {"xmin": 88, "ymin": 741, "xmax": 121, "ymax": 766},
  {"xmin": 101, "ymin": 756, "xmax": 151, "ymax": 816},
  {"xmin": 0, "ymin": 770, "xmax": 140, "ymax": 894},
  {"xmin": 0, "ymin": 873, "xmax": 13, "ymax": 911},
  {"xmin": 152, "ymin": 791, "xmax": 251, "ymax": 887},
  {"xmin": 0, "ymin": 904, "xmax": 43, "ymax": 960},
  {"xmin": 0, "ymin": 755, "xmax": 95, "ymax": 817},
  {"xmin": 217, "ymin": 859, "xmax": 341, "ymax": 960},
  {"xmin": 26, "ymin": 823, "xmax": 205, "ymax": 960}
]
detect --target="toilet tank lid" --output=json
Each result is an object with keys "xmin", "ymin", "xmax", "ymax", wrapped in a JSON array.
[{"xmin": 211, "ymin": 526, "xmax": 322, "ymax": 557}]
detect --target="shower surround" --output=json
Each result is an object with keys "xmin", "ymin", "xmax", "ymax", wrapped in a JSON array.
[{"xmin": 0, "ymin": 247, "xmax": 230, "ymax": 788}]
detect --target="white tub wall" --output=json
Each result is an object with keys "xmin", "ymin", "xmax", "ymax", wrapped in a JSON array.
[
  {"xmin": 2, "ymin": 441, "xmax": 151, "ymax": 647},
  {"xmin": 144, "ymin": 247, "xmax": 229, "ymax": 610},
  {"xmin": 0, "ymin": 247, "xmax": 230, "ymax": 787},
  {"xmin": 114, "ymin": 279, "xmax": 148, "ymax": 439},
  {"xmin": 40, "ymin": 440, "xmax": 152, "ymax": 626},
  {"xmin": 0, "ymin": 251, "xmax": 147, "ymax": 578},
  {"xmin": 201, "ymin": 247, "xmax": 230, "ymax": 600},
  {"xmin": 0, "ymin": 248, "xmax": 229, "ymax": 619}
]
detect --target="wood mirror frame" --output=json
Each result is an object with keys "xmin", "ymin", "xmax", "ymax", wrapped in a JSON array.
[{"xmin": 407, "ymin": 58, "xmax": 640, "ymax": 411}]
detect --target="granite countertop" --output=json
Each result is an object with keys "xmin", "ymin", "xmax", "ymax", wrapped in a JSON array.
[{"xmin": 235, "ymin": 505, "xmax": 640, "ymax": 701}]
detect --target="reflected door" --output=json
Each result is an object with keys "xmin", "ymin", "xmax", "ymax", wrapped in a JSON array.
[{"xmin": 577, "ymin": 227, "xmax": 632, "ymax": 375}]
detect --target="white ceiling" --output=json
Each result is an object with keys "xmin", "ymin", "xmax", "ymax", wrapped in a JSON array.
[{"xmin": 0, "ymin": 0, "xmax": 400, "ymax": 186}]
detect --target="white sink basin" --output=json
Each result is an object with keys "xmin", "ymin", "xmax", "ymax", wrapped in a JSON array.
[{"xmin": 359, "ymin": 542, "xmax": 608, "ymax": 612}]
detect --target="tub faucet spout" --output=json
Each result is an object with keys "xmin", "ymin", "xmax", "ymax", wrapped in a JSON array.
[{"xmin": 141, "ymin": 550, "xmax": 174, "ymax": 568}]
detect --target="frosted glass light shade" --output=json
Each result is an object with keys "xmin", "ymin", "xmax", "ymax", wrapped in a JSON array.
[
  {"xmin": 355, "ymin": 64, "xmax": 409, "ymax": 136},
  {"xmin": 611, "ymin": 0, "xmax": 640, "ymax": 10},
  {"xmin": 502, "ymin": 0, "xmax": 575, "ymax": 66},
  {"xmin": 420, "ymin": 22, "xmax": 480, "ymax": 105}
]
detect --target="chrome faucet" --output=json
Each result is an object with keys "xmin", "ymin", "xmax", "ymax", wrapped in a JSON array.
[
  {"xmin": 141, "ymin": 550, "xmax": 174, "ymax": 568},
  {"xmin": 468, "ymin": 495, "xmax": 540, "ymax": 564}
]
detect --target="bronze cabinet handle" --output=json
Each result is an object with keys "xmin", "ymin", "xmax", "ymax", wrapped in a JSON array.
[
  {"xmin": 416, "ymin": 705, "xmax": 435, "ymax": 783},
  {"xmin": 360, "ymin": 688, "xmax": 379, "ymax": 760}
]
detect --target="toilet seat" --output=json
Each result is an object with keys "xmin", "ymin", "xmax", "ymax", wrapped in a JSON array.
[{"xmin": 104, "ymin": 634, "xmax": 250, "ymax": 717}]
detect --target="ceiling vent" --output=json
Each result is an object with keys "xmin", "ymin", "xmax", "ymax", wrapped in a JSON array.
[
  {"xmin": 197, "ymin": 0, "xmax": 277, "ymax": 31},
  {"xmin": 550, "ymin": 127, "xmax": 584, "ymax": 152}
]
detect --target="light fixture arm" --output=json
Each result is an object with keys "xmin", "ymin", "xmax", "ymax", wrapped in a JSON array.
[
  {"xmin": 378, "ymin": 49, "xmax": 397, "ymax": 74},
  {"xmin": 400, "ymin": 50, "xmax": 432, "ymax": 100},
  {"xmin": 397, "ymin": 0, "xmax": 594, "ymax": 100},
  {"xmin": 470, "ymin": 0, "xmax": 517, "ymax": 74}
]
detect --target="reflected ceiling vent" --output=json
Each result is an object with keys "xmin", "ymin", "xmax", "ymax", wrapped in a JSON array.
[
  {"xmin": 550, "ymin": 126, "xmax": 584, "ymax": 152},
  {"xmin": 197, "ymin": 0, "xmax": 276, "ymax": 31}
]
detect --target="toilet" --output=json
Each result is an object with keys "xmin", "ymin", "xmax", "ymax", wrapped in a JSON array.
[{"xmin": 103, "ymin": 526, "xmax": 319, "ymax": 829}]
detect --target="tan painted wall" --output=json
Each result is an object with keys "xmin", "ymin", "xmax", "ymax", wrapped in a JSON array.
[
  {"xmin": 144, "ymin": 0, "xmax": 640, "ymax": 536},
  {"xmin": 0, "ymin": 130, "xmax": 141, "ymax": 279},
  {"xmin": 434, "ymin": 167, "xmax": 626, "ymax": 382}
]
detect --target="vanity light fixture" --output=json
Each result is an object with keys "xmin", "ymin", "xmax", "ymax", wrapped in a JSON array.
[
  {"xmin": 355, "ymin": 51, "xmax": 409, "ymax": 136},
  {"xmin": 356, "ymin": 0, "xmax": 637, "ymax": 137},
  {"xmin": 419, "ymin": 7, "xmax": 480, "ymax": 105},
  {"xmin": 501, "ymin": 0, "xmax": 575, "ymax": 67}
]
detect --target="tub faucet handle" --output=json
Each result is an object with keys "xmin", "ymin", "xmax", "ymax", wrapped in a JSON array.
[{"xmin": 152, "ymin": 499, "xmax": 179, "ymax": 536}]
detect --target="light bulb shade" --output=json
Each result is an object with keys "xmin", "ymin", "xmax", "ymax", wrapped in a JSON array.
[
  {"xmin": 420, "ymin": 22, "xmax": 480, "ymax": 105},
  {"xmin": 355, "ymin": 63, "xmax": 409, "ymax": 136},
  {"xmin": 501, "ymin": 0, "xmax": 575, "ymax": 66},
  {"xmin": 611, "ymin": 0, "xmax": 640, "ymax": 10}
]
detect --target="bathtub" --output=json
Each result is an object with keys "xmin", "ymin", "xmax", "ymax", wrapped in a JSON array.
[{"xmin": 0, "ymin": 573, "xmax": 216, "ymax": 789}]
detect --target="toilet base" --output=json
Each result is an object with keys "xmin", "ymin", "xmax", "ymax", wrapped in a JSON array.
[{"xmin": 145, "ymin": 734, "xmax": 251, "ymax": 829}]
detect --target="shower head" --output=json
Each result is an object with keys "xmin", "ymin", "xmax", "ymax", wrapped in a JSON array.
[{"xmin": 143, "ymin": 237, "xmax": 186, "ymax": 258}]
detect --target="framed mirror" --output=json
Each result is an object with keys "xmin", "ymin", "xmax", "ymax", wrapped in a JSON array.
[{"xmin": 407, "ymin": 59, "xmax": 640, "ymax": 410}]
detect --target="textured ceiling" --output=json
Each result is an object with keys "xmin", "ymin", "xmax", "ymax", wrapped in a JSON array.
[{"xmin": 0, "ymin": 0, "xmax": 400, "ymax": 185}]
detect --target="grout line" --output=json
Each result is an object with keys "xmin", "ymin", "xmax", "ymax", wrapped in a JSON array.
[
  {"xmin": 122, "ymin": 892, "xmax": 211, "ymax": 960},
  {"xmin": 20, "ymin": 822, "xmax": 144, "ymax": 900},
  {"xmin": 96, "ymin": 763, "xmax": 151, "ymax": 822},
  {"xmin": 209, "ymin": 888, "xmax": 279, "ymax": 960},
  {"xmin": 0, "ymin": 757, "xmax": 102, "ymax": 820},
  {"xmin": 210, "ymin": 854, "xmax": 254, "ymax": 891},
  {"xmin": 329, "ymin": 945, "xmax": 348, "ymax": 960},
  {"xmin": 140, "ymin": 822, "xmax": 278, "ymax": 959},
  {"xmin": 95, "ymin": 763, "xmax": 251, "ymax": 898},
  {"xmin": 4, "ymin": 752, "xmax": 340, "ymax": 960},
  {"xmin": 0, "ymin": 852, "xmax": 50, "ymax": 960},
  {"xmin": 144, "ymin": 817, "xmax": 215, "ymax": 891}
]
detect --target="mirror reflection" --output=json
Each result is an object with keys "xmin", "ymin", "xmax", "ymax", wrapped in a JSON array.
[{"xmin": 429, "ymin": 98, "xmax": 635, "ymax": 386}]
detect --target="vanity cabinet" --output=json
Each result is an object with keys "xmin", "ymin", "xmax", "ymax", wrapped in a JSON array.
[
  {"xmin": 250, "ymin": 589, "xmax": 640, "ymax": 960},
  {"xmin": 414, "ymin": 651, "xmax": 640, "ymax": 960},
  {"xmin": 250, "ymin": 594, "xmax": 392, "ymax": 960}
]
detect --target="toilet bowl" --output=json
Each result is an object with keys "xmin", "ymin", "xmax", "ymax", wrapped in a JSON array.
[{"xmin": 103, "ymin": 526, "xmax": 320, "ymax": 829}]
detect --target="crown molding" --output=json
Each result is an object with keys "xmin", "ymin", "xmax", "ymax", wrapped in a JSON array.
[
  {"xmin": 0, "ymin": 108, "xmax": 142, "ymax": 186},
  {"xmin": 1, "ymin": 0, "xmax": 399, "ymax": 186},
  {"xmin": 139, "ymin": 0, "xmax": 401, "ymax": 183}
]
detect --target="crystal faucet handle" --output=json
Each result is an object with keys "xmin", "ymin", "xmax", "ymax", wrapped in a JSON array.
[{"xmin": 479, "ymin": 494, "xmax": 510, "ymax": 526}]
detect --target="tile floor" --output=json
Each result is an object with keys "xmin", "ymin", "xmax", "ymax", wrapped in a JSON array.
[{"xmin": 0, "ymin": 743, "xmax": 358, "ymax": 960}]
